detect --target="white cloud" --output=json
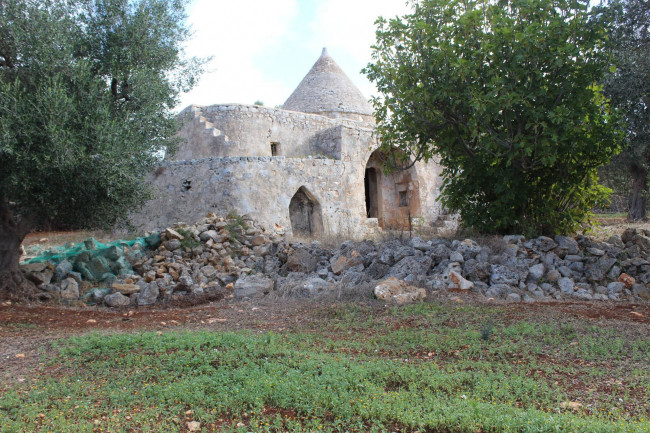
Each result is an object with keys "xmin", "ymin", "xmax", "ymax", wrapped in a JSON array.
[
  {"xmin": 178, "ymin": 0, "xmax": 298, "ymax": 110},
  {"xmin": 177, "ymin": 0, "xmax": 413, "ymax": 111},
  {"xmin": 306, "ymin": 0, "xmax": 412, "ymax": 99}
]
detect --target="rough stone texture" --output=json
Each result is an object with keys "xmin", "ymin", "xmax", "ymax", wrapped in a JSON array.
[
  {"xmin": 112, "ymin": 283, "xmax": 140, "ymax": 295},
  {"xmin": 21, "ymin": 262, "xmax": 54, "ymax": 286},
  {"xmin": 105, "ymin": 292, "xmax": 130, "ymax": 307},
  {"xmin": 137, "ymin": 284, "xmax": 160, "ymax": 306},
  {"xmin": 490, "ymin": 265, "xmax": 519, "ymax": 286},
  {"xmin": 282, "ymin": 48, "xmax": 374, "ymax": 122},
  {"xmin": 558, "ymin": 277, "xmax": 575, "ymax": 294},
  {"xmin": 506, "ymin": 293, "xmax": 522, "ymax": 302},
  {"xmin": 374, "ymin": 277, "xmax": 426, "ymax": 304},
  {"xmin": 55, "ymin": 260, "xmax": 73, "ymax": 281},
  {"xmin": 527, "ymin": 263, "xmax": 545, "ymax": 282},
  {"xmin": 234, "ymin": 274, "xmax": 275, "ymax": 298},
  {"xmin": 25, "ymin": 212, "xmax": 650, "ymax": 306},
  {"xmin": 331, "ymin": 250, "xmax": 364, "ymax": 275},
  {"xmin": 285, "ymin": 248, "xmax": 318, "ymax": 273},
  {"xmin": 448, "ymin": 270, "xmax": 474, "ymax": 290},
  {"xmin": 555, "ymin": 236, "xmax": 579, "ymax": 255},
  {"xmin": 60, "ymin": 278, "xmax": 79, "ymax": 300},
  {"xmin": 389, "ymin": 256, "xmax": 432, "ymax": 278}
]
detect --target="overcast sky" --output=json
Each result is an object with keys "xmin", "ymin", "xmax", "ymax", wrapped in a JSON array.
[{"xmin": 177, "ymin": 0, "xmax": 412, "ymax": 111}]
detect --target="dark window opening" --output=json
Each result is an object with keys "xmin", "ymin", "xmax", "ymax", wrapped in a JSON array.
[
  {"xmin": 399, "ymin": 191, "xmax": 408, "ymax": 207},
  {"xmin": 270, "ymin": 142, "xmax": 280, "ymax": 156}
]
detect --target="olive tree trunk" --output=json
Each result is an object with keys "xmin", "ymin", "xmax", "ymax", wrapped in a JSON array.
[
  {"xmin": 0, "ymin": 199, "xmax": 35, "ymax": 298},
  {"xmin": 628, "ymin": 166, "xmax": 648, "ymax": 222}
]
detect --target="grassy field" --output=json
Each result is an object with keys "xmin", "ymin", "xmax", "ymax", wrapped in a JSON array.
[{"xmin": 1, "ymin": 302, "xmax": 649, "ymax": 432}]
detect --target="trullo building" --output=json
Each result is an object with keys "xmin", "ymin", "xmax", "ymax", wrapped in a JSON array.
[{"xmin": 129, "ymin": 49, "xmax": 445, "ymax": 238}]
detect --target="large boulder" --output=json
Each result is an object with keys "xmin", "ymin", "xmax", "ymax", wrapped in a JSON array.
[
  {"xmin": 60, "ymin": 278, "xmax": 80, "ymax": 300},
  {"xmin": 554, "ymin": 236, "xmax": 579, "ymax": 255},
  {"xmin": 285, "ymin": 248, "xmax": 317, "ymax": 273},
  {"xmin": 389, "ymin": 256, "xmax": 432, "ymax": 278},
  {"xmin": 112, "ymin": 283, "xmax": 140, "ymax": 295},
  {"xmin": 54, "ymin": 260, "xmax": 73, "ymax": 281},
  {"xmin": 137, "ymin": 283, "xmax": 160, "ymax": 306},
  {"xmin": 277, "ymin": 276, "xmax": 334, "ymax": 297},
  {"xmin": 330, "ymin": 250, "xmax": 363, "ymax": 275},
  {"xmin": 448, "ymin": 270, "xmax": 474, "ymax": 290},
  {"xmin": 527, "ymin": 263, "xmax": 545, "ymax": 282},
  {"xmin": 234, "ymin": 274, "xmax": 274, "ymax": 298},
  {"xmin": 105, "ymin": 292, "xmax": 130, "ymax": 307},
  {"xmin": 374, "ymin": 277, "xmax": 426, "ymax": 304},
  {"xmin": 490, "ymin": 264, "xmax": 519, "ymax": 286},
  {"xmin": 21, "ymin": 262, "xmax": 54, "ymax": 286}
]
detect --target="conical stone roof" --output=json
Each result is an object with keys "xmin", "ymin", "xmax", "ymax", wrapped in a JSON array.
[{"xmin": 281, "ymin": 48, "xmax": 373, "ymax": 122}]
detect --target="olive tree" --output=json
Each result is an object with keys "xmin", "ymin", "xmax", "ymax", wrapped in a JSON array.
[{"xmin": 0, "ymin": 0, "xmax": 204, "ymax": 296}]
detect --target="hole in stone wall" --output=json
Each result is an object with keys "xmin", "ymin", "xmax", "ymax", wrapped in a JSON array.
[
  {"xmin": 183, "ymin": 179, "xmax": 192, "ymax": 191},
  {"xmin": 289, "ymin": 186, "xmax": 323, "ymax": 238},
  {"xmin": 270, "ymin": 142, "xmax": 280, "ymax": 156}
]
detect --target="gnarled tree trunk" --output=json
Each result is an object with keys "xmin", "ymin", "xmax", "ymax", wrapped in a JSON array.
[
  {"xmin": 628, "ymin": 165, "xmax": 648, "ymax": 222},
  {"xmin": 0, "ymin": 199, "xmax": 35, "ymax": 299}
]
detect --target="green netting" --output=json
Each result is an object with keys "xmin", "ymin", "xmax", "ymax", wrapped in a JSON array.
[
  {"xmin": 21, "ymin": 233, "xmax": 161, "ymax": 282},
  {"xmin": 24, "ymin": 238, "xmax": 144, "ymax": 264}
]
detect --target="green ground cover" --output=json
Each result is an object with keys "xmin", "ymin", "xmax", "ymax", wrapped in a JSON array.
[{"xmin": 1, "ymin": 303, "xmax": 648, "ymax": 432}]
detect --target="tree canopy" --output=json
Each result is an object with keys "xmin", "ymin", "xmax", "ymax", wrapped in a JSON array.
[
  {"xmin": 600, "ymin": 0, "xmax": 650, "ymax": 221},
  {"xmin": 364, "ymin": 0, "xmax": 623, "ymax": 236},
  {"xmin": 0, "ymin": 0, "xmax": 204, "ymax": 295}
]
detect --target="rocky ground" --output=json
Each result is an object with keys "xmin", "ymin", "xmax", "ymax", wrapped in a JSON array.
[{"xmin": 17, "ymin": 212, "xmax": 650, "ymax": 308}]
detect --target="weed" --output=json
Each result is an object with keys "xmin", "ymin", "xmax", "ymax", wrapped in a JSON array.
[
  {"xmin": 480, "ymin": 320, "xmax": 494, "ymax": 341},
  {"xmin": 225, "ymin": 211, "xmax": 248, "ymax": 242},
  {"xmin": 176, "ymin": 227, "xmax": 200, "ymax": 250}
]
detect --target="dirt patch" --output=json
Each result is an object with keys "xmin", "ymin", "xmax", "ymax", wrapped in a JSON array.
[
  {"xmin": 1, "ymin": 294, "xmax": 648, "ymax": 387},
  {"xmin": 590, "ymin": 216, "xmax": 650, "ymax": 241}
]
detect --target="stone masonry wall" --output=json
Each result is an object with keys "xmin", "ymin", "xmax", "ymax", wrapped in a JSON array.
[
  {"xmin": 130, "ymin": 156, "xmax": 375, "ymax": 239},
  {"xmin": 129, "ymin": 152, "xmax": 444, "ymax": 239},
  {"xmin": 173, "ymin": 104, "xmax": 374, "ymax": 160}
]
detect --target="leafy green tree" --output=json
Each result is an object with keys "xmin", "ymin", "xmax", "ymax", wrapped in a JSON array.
[
  {"xmin": 364, "ymin": 0, "xmax": 622, "ymax": 236},
  {"xmin": 0, "ymin": 0, "xmax": 204, "ymax": 296},
  {"xmin": 600, "ymin": 0, "xmax": 650, "ymax": 221}
]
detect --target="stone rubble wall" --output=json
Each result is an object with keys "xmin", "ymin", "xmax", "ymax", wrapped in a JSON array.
[{"xmin": 23, "ymin": 213, "xmax": 650, "ymax": 307}]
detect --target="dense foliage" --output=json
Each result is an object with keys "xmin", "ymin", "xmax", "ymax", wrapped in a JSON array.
[
  {"xmin": 0, "ymin": 0, "xmax": 203, "ymax": 230},
  {"xmin": 0, "ymin": 0, "xmax": 204, "ymax": 295},
  {"xmin": 600, "ymin": 0, "xmax": 650, "ymax": 221},
  {"xmin": 364, "ymin": 0, "xmax": 622, "ymax": 236}
]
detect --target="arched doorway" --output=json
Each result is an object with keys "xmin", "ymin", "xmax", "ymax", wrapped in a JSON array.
[
  {"xmin": 289, "ymin": 186, "xmax": 324, "ymax": 238},
  {"xmin": 365, "ymin": 150, "xmax": 421, "ymax": 229}
]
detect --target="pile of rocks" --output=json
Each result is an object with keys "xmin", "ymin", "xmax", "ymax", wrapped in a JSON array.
[
  {"xmin": 101, "ymin": 212, "xmax": 280, "ymax": 307},
  {"xmin": 21, "ymin": 212, "xmax": 280, "ymax": 306},
  {"xmin": 20, "ymin": 237, "xmax": 154, "ymax": 302},
  {"xmin": 264, "ymin": 229, "xmax": 650, "ymax": 304},
  {"xmin": 20, "ymin": 212, "xmax": 650, "ymax": 306}
]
